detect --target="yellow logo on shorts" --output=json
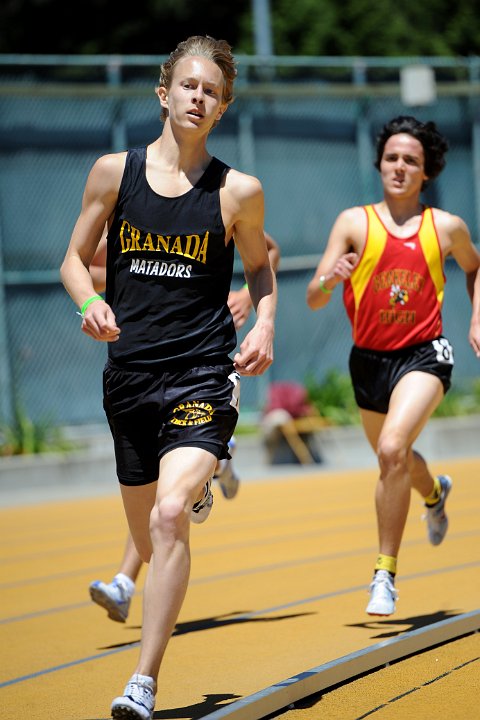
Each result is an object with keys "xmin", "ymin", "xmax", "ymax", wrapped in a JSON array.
[{"xmin": 170, "ymin": 401, "xmax": 214, "ymax": 426}]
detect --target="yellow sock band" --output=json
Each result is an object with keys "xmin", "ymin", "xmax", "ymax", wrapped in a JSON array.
[
  {"xmin": 374, "ymin": 554, "xmax": 397, "ymax": 575},
  {"xmin": 424, "ymin": 476, "xmax": 442, "ymax": 506}
]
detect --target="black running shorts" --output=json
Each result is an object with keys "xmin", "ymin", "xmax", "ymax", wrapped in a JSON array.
[
  {"xmin": 103, "ymin": 360, "xmax": 240, "ymax": 486},
  {"xmin": 349, "ymin": 336, "xmax": 454, "ymax": 414}
]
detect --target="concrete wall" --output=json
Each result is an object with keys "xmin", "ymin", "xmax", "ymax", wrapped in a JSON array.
[{"xmin": 1, "ymin": 415, "xmax": 479, "ymax": 507}]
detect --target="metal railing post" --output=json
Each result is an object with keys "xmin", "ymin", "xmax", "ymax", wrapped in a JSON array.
[{"xmin": 0, "ymin": 220, "xmax": 13, "ymax": 423}]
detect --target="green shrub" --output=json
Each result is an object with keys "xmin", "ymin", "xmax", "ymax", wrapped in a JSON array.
[
  {"xmin": 432, "ymin": 382, "xmax": 480, "ymax": 417},
  {"xmin": 305, "ymin": 369, "xmax": 360, "ymax": 426},
  {"xmin": 0, "ymin": 405, "xmax": 75, "ymax": 457},
  {"xmin": 305, "ymin": 370, "xmax": 480, "ymax": 426}
]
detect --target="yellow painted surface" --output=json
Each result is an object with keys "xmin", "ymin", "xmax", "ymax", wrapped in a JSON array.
[{"xmin": 1, "ymin": 459, "xmax": 479, "ymax": 719}]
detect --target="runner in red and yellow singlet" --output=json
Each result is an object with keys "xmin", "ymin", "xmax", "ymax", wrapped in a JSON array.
[{"xmin": 307, "ymin": 116, "xmax": 480, "ymax": 617}]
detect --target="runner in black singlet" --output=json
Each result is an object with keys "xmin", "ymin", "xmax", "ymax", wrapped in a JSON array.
[{"xmin": 61, "ymin": 36, "xmax": 277, "ymax": 720}]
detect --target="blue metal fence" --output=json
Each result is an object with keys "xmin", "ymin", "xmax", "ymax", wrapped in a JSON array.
[{"xmin": 1, "ymin": 55, "xmax": 479, "ymax": 426}]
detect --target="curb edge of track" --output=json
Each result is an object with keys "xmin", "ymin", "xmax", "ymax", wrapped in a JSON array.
[{"xmin": 202, "ymin": 608, "xmax": 480, "ymax": 719}]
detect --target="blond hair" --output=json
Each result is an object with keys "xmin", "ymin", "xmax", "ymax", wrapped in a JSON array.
[{"xmin": 158, "ymin": 35, "xmax": 237, "ymax": 123}]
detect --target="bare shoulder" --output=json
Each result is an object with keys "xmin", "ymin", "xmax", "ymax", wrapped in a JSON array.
[
  {"xmin": 337, "ymin": 205, "xmax": 367, "ymax": 226},
  {"xmin": 221, "ymin": 168, "xmax": 264, "ymax": 233},
  {"xmin": 315, "ymin": 205, "xmax": 367, "ymax": 260},
  {"xmin": 83, "ymin": 152, "xmax": 128, "ymax": 208},
  {"xmin": 223, "ymin": 167, "xmax": 263, "ymax": 202},
  {"xmin": 431, "ymin": 207, "xmax": 469, "ymax": 234},
  {"xmin": 330, "ymin": 205, "xmax": 367, "ymax": 242},
  {"xmin": 89, "ymin": 151, "xmax": 127, "ymax": 184},
  {"xmin": 431, "ymin": 207, "xmax": 480, "ymax": 270}
]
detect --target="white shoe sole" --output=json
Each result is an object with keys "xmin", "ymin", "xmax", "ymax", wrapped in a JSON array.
[
  {"xmin": 191, "ymin": 483, "xmax": 213, "ymax": 524},
  {"xmin": 89, "ymin": 584, "xmax": 128, "ymax": 623},
  {"xmin": 111, "ymin": 698, "xmax": 152, "ymax": 720},
  {"xmin": 366, "ymin": 599, "xmax": 396, "ymax": 616},
  {"xmin": 426, "ymin": 475, "xmax": 452, "ymax": 546},
  {"xmin": 217, "ymin": 473, "xmax": 240, "ymax": 499}
]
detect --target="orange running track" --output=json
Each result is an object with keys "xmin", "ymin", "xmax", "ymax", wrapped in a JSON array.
[{"xmin": 1, "ymin": 458, "xmax": 479, "ymax": 719}]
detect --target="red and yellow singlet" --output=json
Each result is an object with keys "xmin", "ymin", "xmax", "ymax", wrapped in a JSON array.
[{"xmin": 343, "ymin": 204, "xmax": 445, "ymax": 351}]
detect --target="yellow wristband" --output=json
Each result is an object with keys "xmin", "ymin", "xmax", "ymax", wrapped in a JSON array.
[
  {"xmin": 80, "ymin": 295, "xmax": 103, "ymax": 316},
  {"xmin": 318, "ymin": 276, "xmax": 333, "ymax": 294}
]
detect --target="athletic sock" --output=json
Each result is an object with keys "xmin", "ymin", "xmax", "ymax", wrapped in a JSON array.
[
  {"xmin": 424, "ymin": 476, "xmax": 442, "ymax": 506},
  {"xmin": 374, "ymin": 553, "xmax": 397, "ymax": 577},
  {"xmin": 114, "ymin": 573, "xmax": 135, "ymax": 595},
  {"xmin": 214, "ymin": 459, "xmax": 228, "ymax": 476}
]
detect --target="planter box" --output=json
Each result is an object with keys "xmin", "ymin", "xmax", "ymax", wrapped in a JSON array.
[
  {"xmin": 1, "ymin": 415, "xmax": 479, "ymax": 506},
  {"xmin": 0, "ymin": 447, "xmax": 117, "ymax": 506},
  {"xmin": 314, "ymin": 414, "xmax": 480, "ymax": 469}
]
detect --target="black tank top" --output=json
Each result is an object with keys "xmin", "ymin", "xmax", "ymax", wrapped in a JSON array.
[{"xmin": 105, "ymin": 146, "xmax": 236, "ymax": 369}]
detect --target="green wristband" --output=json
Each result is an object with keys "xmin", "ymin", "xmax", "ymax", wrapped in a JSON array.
[
  {"xmin": 318, "ymin": 276, "xmax": 333, "ymax": 294},
  {"xmin": 80, "ymin": 295, "xmax": 103, "ymax": 316},
  {"xmin": 242, "ymin": 282, "xmax": 248, "ymax": 290}
]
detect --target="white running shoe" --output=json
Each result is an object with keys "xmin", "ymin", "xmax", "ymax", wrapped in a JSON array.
[
  {"xmin": 111, "ymin": 674, "xmax": 156, "ymax": 720},
  {"xmin": 191, "ymin": 478, "xmax": 213, "ymax": 524},
  {"xmin": 214, "ymin": 436, "xmax": 240, "ymax": 499},
  {"xmin": 214, "ymin": 459, "xmax": 240, "ymax": 499},
  {"xmin": 89, "ymin": 577, "xmax": 133, "ymax": 623},
  {"xmin": 366, "ymin": 570, "xmax": 398, "ymax": 616},
  {"xmin": 424, "ymin": 475, "xmax": 452, "ymax": 546}
]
